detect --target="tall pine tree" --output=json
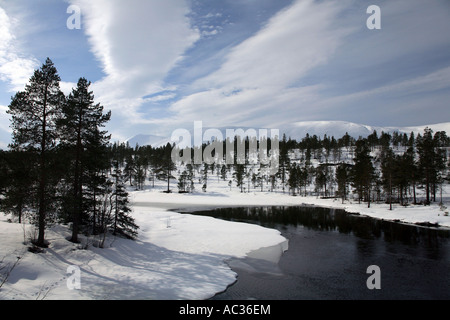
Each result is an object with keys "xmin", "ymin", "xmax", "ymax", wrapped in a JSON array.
[
  {"xmin": 336, "ymin": 163, "xmax": 350, "ymax": 204},
  {"xmin": 415, "ymin": 128, "xmax": 447, "ymax": 204},
  {"xmin": 351, "ymin": 139, "xmax": 376, "ymax": 207},
  {"xmin": 155, "ymin": 143, "xmax": 177, "ymax": 193},
  {"xmin": 57, "ymin": 78, "xmax": 111, "ymax": 243},
  {"xmin": 380, "ymin": 145, "xmax": 395, "ymax": 209},
  {"xmin": 0, "ymin": 150, "xmax": 35, "ymax": 223},
  {"xmin": 7, "ymin": 58, "xmax": 65, "ymax": 247}
]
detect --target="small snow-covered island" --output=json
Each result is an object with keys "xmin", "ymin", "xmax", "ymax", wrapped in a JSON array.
[{"xmin": 0, "ymin": 62, "xmax": 448, "ymax": 300}]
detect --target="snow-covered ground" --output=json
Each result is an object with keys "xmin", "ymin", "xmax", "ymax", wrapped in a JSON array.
[
  {"xmin": 0, "ymin": 187, "xmax": 287, "ymax": 300},
  {"xmin": 0, "ymin": 177, "xmax": 448, "ymax": 300}
]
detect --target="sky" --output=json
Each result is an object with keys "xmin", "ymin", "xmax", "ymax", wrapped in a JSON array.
[{"xmin": 0, "ymin": 0, "xmax": 450, "ymax": 147}]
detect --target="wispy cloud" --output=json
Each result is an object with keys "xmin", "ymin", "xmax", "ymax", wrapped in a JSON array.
[
  {"xmin": 0, "ymin": 104, "xmax": 11, "ymax": 131},
  {"xmin": 166, "ymin": 0, "xmax": 450, "ymax": 130},
  {"xmin": 69, "ymin": 0, "xmax": 199, "ymax": 111},
  {"xmin": 169, "ymin": 0, "xmax": 352, "ymax": 128},
  {"xmin": 306, "ymin": 66, "xmax": 450, "ymax": 124},
  {"xmin": 0, "ymin": 7, "xmax": 39, "ymax": 92},
  {"xmin": 0, "ymin": 103, "xmax": 11, "ymax": 149}
]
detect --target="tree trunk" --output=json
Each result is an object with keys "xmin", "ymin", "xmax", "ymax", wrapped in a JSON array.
[
  {"xmin": 389, "ymin": 175, "xmax": 392, "ymax": 210},
  {"xmin": 432, "ymin": 182, "xmax": 436, "ymax": 202},
  {"xmin": 400, "ymin": 186, "xmax": 404, "ymax": 206},
  {"xmin": 114, "ymin": 174, "xmax": 118, "ymax": 235},
  {"xmin": 36, "ymin": 88, "xmax": 48, "ymax": 248},
  {"xmin": 17, "ymin": 199, "xmax": 23, "ymax": 224},
  {"xmin": 70, "ymin": 111, "xmax": 83, "ymax": 243},
  {"xmin": 92, "ymin": 185, "xmax": 97, "ymax": 235},
  {"xmin": 167, "ymin": 168, "xmax": 170, "ymax": 192}
]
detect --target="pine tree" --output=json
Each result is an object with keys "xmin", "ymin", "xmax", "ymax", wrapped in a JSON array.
[
  {"xmin": 416, "ymin": 128, "xmax": 444, "ymax": 205},
  {"xmin": 201, "ymin": 163, "xmax": 209, "ymax": 192},
  {"xmin": 380, "ymin": 145, "xmax": 395, "ymax": 209},
  {"xmin": 432, "ymin": 131, "xmax": 448, "ymax": 202},
  {"xmin": 0, "ymin": 150, "xmax": 35, "ymax": 223},
  {"xmin": 0, "ymin": 150, "xmax": 8, "ymax": 196},
  {"xmin": 133, "ymin": 150, "xmax": 148, "ymax": 190},
  {"xmin": 351, "ymin": 139, "xmax": 376, "ymax": 207},
  {"xmin": 404, "ymin": 146, "xmax": 418, "ymax": 204},
  {"xmin": 85, "ymin": 169, "xmax": 111, "ymax": 235},
  {"xmin": 367, "ymin": 130, "xmax": 379, "ymax": 152},
  {"xmin": 124, "ymin": 153, "xmax": 136, "ymax": 186},
  {"xmin": 279, "ymin": 134, "xmax": 290, "ymax": 193},
  {"xmin": 315, "ymin": 164, "xmax": 332, "ymax": 197},
  {"xmin": 177, "ymin": 169, "xmax": 188, "ymax": 193},
  {"xmin": 379, "ymin": 132, "xmax": 391, "ymax": 149},
  {"xmin": 256, "ymin": 164, "xmax": 267, "ymax": 192},
  {"xmin": 57, "ymin": 77, "xmax": 111, "ymax": 243},
  {"xmin": 336, "ymin": 163, "xmax": 350, "ymax": 204},
  {"xmin": 298, "ymin": 166, "xmax": 309, "ymax": 196},
  {"xmin": 394, "ymin": 152, "xmax": 415, "ymax": 206},
  {"xmin": 7, "ymin": 58, "xmax": 65, "ymax": 247},
  {"xmin": 407, "ymin": 132, "xmax": 415, "ymax": 148},
  {"xmin": 111, "ymin": 163, "xmax": 138, "ymax": 239},
  {"xmin": 288, "ymin": 163, "xmax": 300, "ymax": 196},
  {"xmin": 233, "ymin": 164, "xmax": 245, "ymax": 193},
  {"xmin": 85, "ymin": 127, "xmax": 112, "ymax": 235},
  {"xmin": 220, "ymin": 164, "xmax": 227, "ymax": 181},
  {"xmin": 155, "ymin": 143, "xmax": 177, "ymax": 193}
]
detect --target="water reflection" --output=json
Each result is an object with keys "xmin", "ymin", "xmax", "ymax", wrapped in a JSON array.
[
  {"xmin": 192, "ymin": 206, "xmax": 449, "ymax": 248},
  {"xmin": 188, "ymin": 206, "xmax": 450, "ymax": 299},
  {"xmin": 190, "ymin": 206, "xmax": 450, "ymax": 269}
]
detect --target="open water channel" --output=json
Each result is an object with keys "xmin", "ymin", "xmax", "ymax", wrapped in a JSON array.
[{"xmin": 186, "ymin": 206, "xmax": 450, "ymax": 300}]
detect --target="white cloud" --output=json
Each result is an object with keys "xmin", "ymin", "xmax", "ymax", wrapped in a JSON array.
[
  {"xmin": 59, "ymin": 81, "xmax": 77, "ymax": 96},
  {"xmin": 0, "ymin": 7, "xmax": 39, "ymax": 92},
  {"xmin": 145, "ymin": 92, "xmax": 176, "ymax": 103},
  {"xmin": 169, "ymin": 0, "xmax": 351, "ymax": 128},
  {"xmin": 0, "ymin": 104, "xmax": 11, "ymax": 132},
  {"xmin": 198, "ymin": 0, "xmax": 349, "ymax": 89},
  {"xmin": 0, "ymin": 104, "xmax": 11, "ymax": 149},
  {"xmin": 165, "ymin": 0, "xmax": 450, "ymax": 130},
  {"xmin": 356, "ymin": 66, "xmax": 450, "ymax": 99},
  {"xmin": 310, "ymin": 66, "xmax": 450, "ymax": 116},
  {"xmin": 69, "ymin": 0, "xmax": 200, "ymax": 120}
]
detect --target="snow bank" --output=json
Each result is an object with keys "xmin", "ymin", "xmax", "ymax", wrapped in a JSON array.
[
  {"xmin": 1, "ymin": 178, "xmax": 448, "ymax": 300},
  {"xmin": 0, "ymin": 191, "xmax": 287, "ymax": 300},
  {"xmin": 0, "ymin": 214, "xmax": 252, "ymax": 300},
  {"xmin": 133, "ymin": 206, "xmax": 286, "ymax": 258}
]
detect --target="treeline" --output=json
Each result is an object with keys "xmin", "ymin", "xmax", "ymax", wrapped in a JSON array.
[
  {"xmin": 286, "ymin": 129, "xmax": 449, "ymax": 208},
  {"xmin": 0, "ymin": 58, "xmax": 138, "ymax": 248},
  {"xmin": 103, "ymin": 128, "xmax": 449, "ymax": 211},
  {"xmin": 108, "ymin": 142, "xmax": 177, "ymax": 193}
]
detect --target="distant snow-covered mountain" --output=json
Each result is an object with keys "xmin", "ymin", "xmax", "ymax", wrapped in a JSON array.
[
  {"xmin": 284, "ymin": 121, "xmax": 377, "ymax": 140},
  {"xmin": 284, "ymin": 121, "xmax": 450, "ymax": 140},
  {"xmin": 126, "ymin": 121, "xmax": 450, "ymax": 147},
  {"xmin": 126, "ymin": 134, "xmax": 169, "ymax": 148}
]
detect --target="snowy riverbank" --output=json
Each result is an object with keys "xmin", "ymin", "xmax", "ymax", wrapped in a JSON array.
[
  {"xmin": 0, "ymin": 189, "xmax": 287, "ymax": 300},
  {"xmin": 1, "ymin": 183, "xmax": 448, "ymax": 300}
]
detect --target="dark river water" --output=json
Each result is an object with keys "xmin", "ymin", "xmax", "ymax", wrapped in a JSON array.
[{"xmin": 188, "ymin": 206, "xmax": 450, "ymax": 300}]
